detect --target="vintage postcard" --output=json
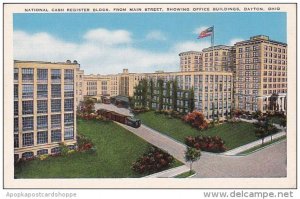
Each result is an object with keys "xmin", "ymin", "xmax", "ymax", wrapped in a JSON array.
[{"xmin": 3, "ymin": 3, "xmax": 297, "ymax": 188}]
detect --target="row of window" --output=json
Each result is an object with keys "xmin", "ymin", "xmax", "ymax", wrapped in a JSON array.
[
  {"xmin": 14, "ymin": 113, "xmax": 74, "ymax": 132},
  {"xmin": 14, "ymin": 68, "xmax": 74, "ymax": 82},
  {"xmin": 14, "ymin": 127, "xmax": 74, "ymax": 148},
  {"xmin": 14, "ymin": 84, "xmax": 74, "ymax": 99},
  {"xmin": 14, "ymin": 99, "xmax": 74, "ymax": 116}
]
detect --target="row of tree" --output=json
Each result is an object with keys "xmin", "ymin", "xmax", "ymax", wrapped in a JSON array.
[{"xmin": 133, "ymin": 79, "xmax": 195, "ymax": 114}]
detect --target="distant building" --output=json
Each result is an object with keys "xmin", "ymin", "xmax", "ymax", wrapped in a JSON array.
[
  {"xmin": 234, "ymin": 35, "xmax": 287, "ymax": 113},
  {"xmin": 14, "ymin": 60, "xmax": 78, "ymax": 160},
  {"xmin": 76, "ymin": 35, "xmax": 287, "ymax": 115}
]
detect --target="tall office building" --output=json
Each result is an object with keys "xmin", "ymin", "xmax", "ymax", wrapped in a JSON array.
[
  {"xmin": 202, "ymin": 45, "xmax": 235, "ymax": 72},
  {"xmin": 14, "ymin": 60, "xmax": 78, "ymax": 160},
  {"xmin": 179, "ymin": 51, "xmax": 203, "ymax": 72},
  {"xmin": 77, "ymin": 35, "xmax": 287, "ymax": 115},
  {"xmin": 234, "ymin": 35, "xmax": 287, "ymax": 113}
]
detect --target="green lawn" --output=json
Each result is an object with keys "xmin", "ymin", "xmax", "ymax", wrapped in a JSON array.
[
  {"xmin": 237, "ymin": 136, "xmax": 286, "ymax": 155},
  {"xmin": 174, "ymin": 170, "xmax": 195, "ymax": 178},
  {"xmin": 15, "ymin": 119, "xmax": 182, "ymax": 178},
  {"xmin": 136, "ymin": 111, "xmax": 259, "ymax": 150}
]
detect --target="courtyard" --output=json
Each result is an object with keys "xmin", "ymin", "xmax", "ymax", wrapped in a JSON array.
[
  {"xmin": 14, "ymin": 119, "xmax": 182, "ymax": 178},
  {"xmin": 136, "ymin": 111, "xmax": 258, "ymax": 151}
]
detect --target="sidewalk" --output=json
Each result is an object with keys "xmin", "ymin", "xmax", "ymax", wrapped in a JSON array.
[
  {"xmin": 223, "ymin": 125, "xmax": 286, "ymax": 156},
  {"xmin": 143, "ymin": 165, "xmax": 190, "ymax": 178}
]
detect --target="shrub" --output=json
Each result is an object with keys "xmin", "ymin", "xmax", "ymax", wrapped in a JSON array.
[
  {"xmin": 131, "ymin": 146, "xmax": 174, "ymax": 174},
  {"xmin": 183, "ymin": 111, "xmax": 209, "ymax": 130},
  {"xmin": 77, "ymin": 134, "xmax": 96, "ymax": 153},
  {"xmin": 185, "ymin": 135, "xmax": 226, "ymax": 153},
  {"xmin": 39, "ymin": 154, "xmax": 49, "ymax": 161}
]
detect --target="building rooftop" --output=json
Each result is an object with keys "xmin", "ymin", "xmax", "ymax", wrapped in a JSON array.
[
  {"xmin": 14, "ymin": 60, "xmax": 79, "ymax": 65},
  {"xmin": 235, "ymin": 35, "xmax": 287, "ymax": 46},
  {"xmin": 202, "ymin": 45, "xmax": 232, "ymax": 51}
]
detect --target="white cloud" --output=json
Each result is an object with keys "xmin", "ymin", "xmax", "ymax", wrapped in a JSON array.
[
  {"xmin": 228, "ymin": 38, "xmax": 244, "ymax": 46},
  {"xmin": 174, "ymin": 40, "xmax": 211, "ymax": 53},
  {"xmin": 14, "ymin": 29, "xmax": 178, "ymax": 74},
  {"xmin": 83, "ymin": 28, "xmax": 132, "ymax": 45},
  {"xmin": 15, "ymin": 29, "xmax": 237, "ymax": 75},
  {"xmin": 14, "ymin": 31, "xmax": 78, "ymax": 61},
  {"xmin": 145, "ymin": 30, "xmax": 167, "ymax": 41}
]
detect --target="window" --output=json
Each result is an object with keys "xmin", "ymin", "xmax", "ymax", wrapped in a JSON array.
[
  {"xmin": 64, "ymin": 127, "xmax": 74, "ymax": 140},
  {"xmin": 22, "ymin": 117, "xmax": 33, "ymax": 131},
  {"xmin": 14, "ymin": 118, "xmax": 19, "ymax": 132},
  {"xmin": 64, "ymin": 69, "xmax": 74, "ymax": 82},
  {"xmin": 64, "ymin": 99, "xmax": 73, "ymax": 112},
  {"xmin": 14, "ymin": 101, "xmax": 18, "ymax": 116},
  {"xmin": 22, "ymin": 132, "xmax": 34, "ymax": 146},
  {"xmin": 51, "ymin": 130, "xmax": 61, "ymax": 143},
  {"xmin": 51, "ymin": 69, "xmax": 61, "ymax": 83},
  {"xmin": 64, "ymin": 84, "xmax": 74, "ymax": 97},
  {"xmin": 14, "ymin": 84, "xmax": 18, "ymax": 99},
  {"xmin": 22, "ymin": 152, "xmax": 34, "ymax": 159},
  {"xmin": 37, "ymin": 115, "xmax": 48, "ymax": 129},
  {"xmin": 51, "ymin": 99, "xmax": 61, "ymax": 112},
  {"xmin": 22, "ymin": 68, "xmax": 34, "ymax": 82},
  {"xmin": 14, "ymin": 134, "xmax": 19, "ymax": 148},
  {"xmin": 51, "ymin": 114, "xmax": 61, "ymax": 128},
  {"xmin": 37, "ymin": 69, "xmax": 48, "ymax": 82},
  {"xmin": 51, "ymin": 84, "xmax": 61, "ymax": 98},
  {"xmin": 37, "ymin": 100, "xmax": 48, "ymax": 113},
  {"xmin": 64, "ymin": 113, "xmax": 74, "ymax": 126},
  {"xmin": 14, "ymin": 68, "xmax": 18, "ymax": 80},
  {"xmin": 51, "ymin": 147, "xmax": 61, "ymax": 154},
  {"xmin": 37, "ymin": 84, "xmax": 48, "ymax": 98},
  {"xmin": 37, "ymin": 149, "xmax": 48, "ymax": 155},
  {"xmin": 22, "ymin": 101, "xmax": 33, "ymax": 115},
  {"xmin": 22, "ymin": 84, "xmax": 34, "ymax": 99},
  {"xmin": 37, "ymin": 131, "xmax": 48, "ymax": 144}
]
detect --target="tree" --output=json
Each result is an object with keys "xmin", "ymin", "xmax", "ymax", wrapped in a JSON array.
[
  {"xmin": 158, "ymin": 79, "xmax": 164, "ymax": 111},
  {"xmin": 141, "ymin": 79, "xmax": 148, "ymax": 108},
  {"xmin": 172, "ymin": 80, "xmax": 178, "ymax": 111},
  {"xmin": 255, "ymin": 126, "xmax": 268, "ymax": 145},
  {"xmin": 254, "ymin": 119, "xmax": 279, "ymax": 144},
  {"xmin": 148, "ymin": 79, "xmax": 154, "ymax": 110},
  {"xmin": 188, "ymin": 87, "xmax": 195, "ymax": 113},
  {"xmin": 185, "ymin": 147, "xmax": 201, "ymax": 174},
  {"xmin": 79, "ymin": 98, "xmax": 95, "ymax": 114},
  {"xmin": 280, "ymin": 117, "xmax": 287, "ymax": 132}
]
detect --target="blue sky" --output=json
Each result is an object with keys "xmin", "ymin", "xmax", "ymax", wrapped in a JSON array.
[{"xmin": 14, "ymin": 12, "xmax": 286, "ymax": 74}]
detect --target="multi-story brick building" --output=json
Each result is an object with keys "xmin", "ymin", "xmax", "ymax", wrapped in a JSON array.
[
  {"xmin": 78, "ymin": 35, "xmax": 286, "ymax": 115},
  {"xmin": 234, "ymin": 35, "xmax": 287, "ymax": 113},
  {"xmin": 202, "ymin": 45, "xmax": 235, "ymax": 72},
  {"xmin": 179, "ymin": 51, "xmax": 203, "ymax": 72},
  {"xmin": 14, "ymin": 60, "xmax": 78, "ymax": 160}
]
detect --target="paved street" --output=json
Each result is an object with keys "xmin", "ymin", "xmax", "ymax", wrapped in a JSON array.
[
  {"xmin": 118, "ymin": 123, "xmax": 286, "ymax": 178},
  {"xmin": 100, "ymin": 103, "xmax": 286, "ymax": 178},
  {"xmin": 95, "ymin": 103, "xmax": 133, "ymax": 116}
]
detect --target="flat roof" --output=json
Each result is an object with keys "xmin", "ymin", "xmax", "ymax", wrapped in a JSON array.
[{"xmin": 14, "ymin": 60, "xmax": 79, "ymax": 65}]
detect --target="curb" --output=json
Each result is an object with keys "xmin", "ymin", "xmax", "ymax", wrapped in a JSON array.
[
  {"xmin": 143, "ymin": 165, "xmax": 190, "ymax": 178},
  {"xmin": 235, "ymin": 137, "xmax": 287, "ymax": 156}
]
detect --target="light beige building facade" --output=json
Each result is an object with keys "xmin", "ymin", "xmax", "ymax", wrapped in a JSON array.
[
  {"xmin": 81, "ymin": 69, "xmax": 233, "ymax": 119},
  {"xmin": 179, "ymin": 51, "xmax": 203, "ymax": 72},
  {"xmin": 14, "ymin": 60, "xmax": 78, "ymax": 160},
  {"xmin": 77, "ymin": 35, "xmax": 286, "ymax": 115},
  {"xmin": 234, "ymin": 35, "xmax": 287, "ymax": 113}
]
